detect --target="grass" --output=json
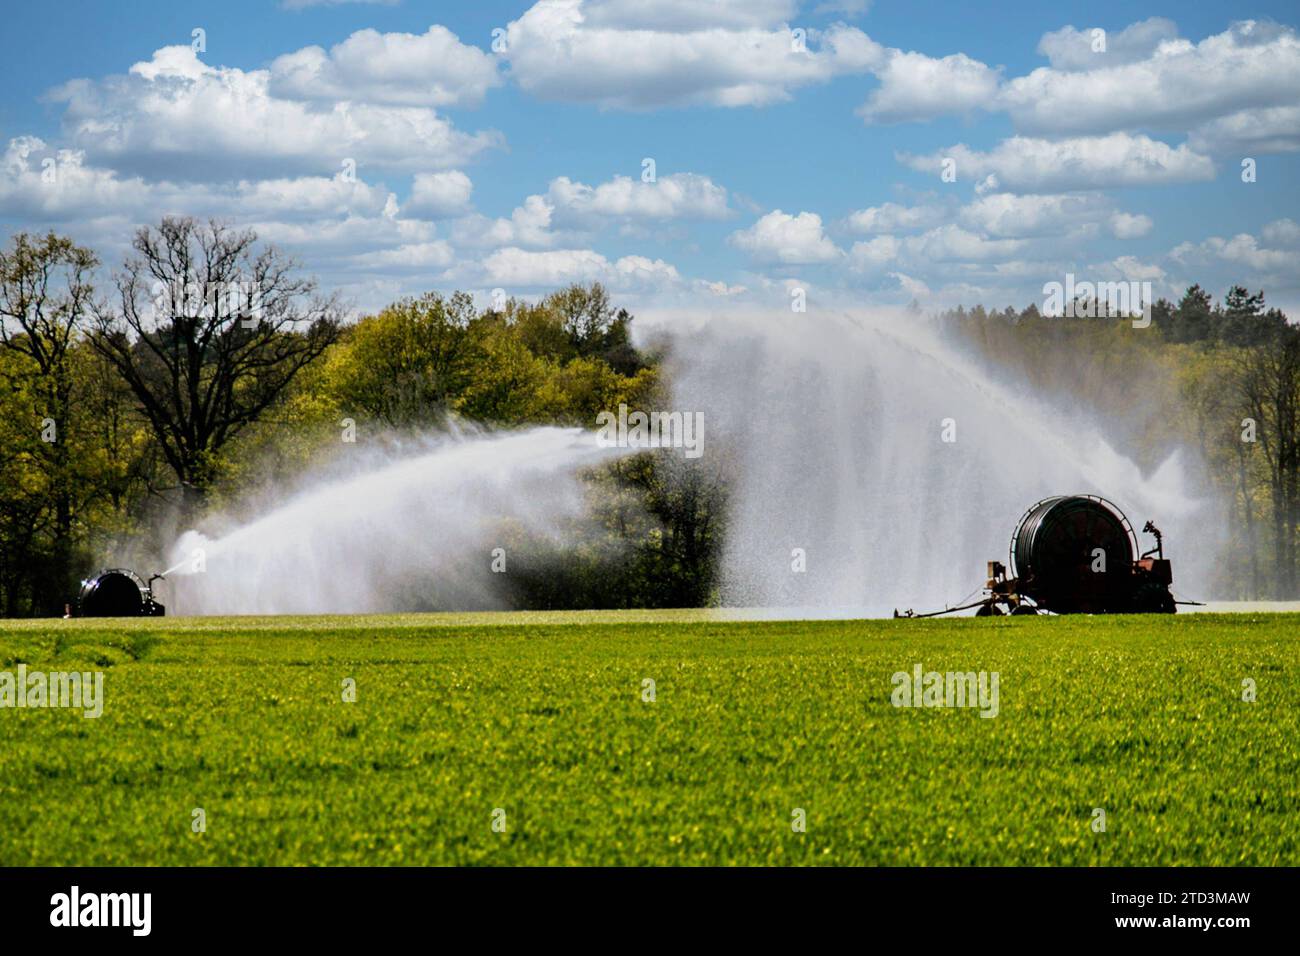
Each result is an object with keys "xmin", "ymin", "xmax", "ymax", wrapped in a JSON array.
[{"xmin": 0, "ymin": 611, "xmax": 1296, "ymax": 866}]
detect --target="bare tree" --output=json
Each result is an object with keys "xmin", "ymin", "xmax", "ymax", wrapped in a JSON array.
[{"xmin": 91, "ymin": 217, "xmax": 341, "ymax": 516}]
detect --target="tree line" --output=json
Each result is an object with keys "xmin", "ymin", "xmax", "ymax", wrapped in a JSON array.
[
  {"xmin": 1, "ymin": 216, "xmax": 1294, "ymax": 613},
  {"xmin": 0, "ymin": 218, "xmax": 725, "ymax": 616}
]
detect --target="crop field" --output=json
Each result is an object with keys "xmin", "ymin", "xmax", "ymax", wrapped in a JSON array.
[{"xmin": 0, "ymin": 611, "xmax": 1297, "ymax": 866}]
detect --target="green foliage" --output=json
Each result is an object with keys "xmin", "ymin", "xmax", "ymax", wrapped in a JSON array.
[
  {"xmin": 0, "ymin": 234, "xmax": 162, "ymax": 614},
  {"xmin": 319, "ymin": 291, "xmax": 481, "ymax": 427},
  {"xmin": 0, "ymin": 232, "xmax": 681, "ymax": 615},
  {"xmin": 1, "ymin": 612, "xmax": 1296, "ymax": 865},
  {"xmin": 317, "ymin": 283, "xmax": 653, "ymax": 431},
  {"xmin": 3, "ymin": 221, "xmax": 1296, "ymax": 614}
]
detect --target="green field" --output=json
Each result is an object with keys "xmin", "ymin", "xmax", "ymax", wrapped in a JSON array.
[{"xmin": 1, "ymin": 611, "xmax": 1296, "ymax": 866}]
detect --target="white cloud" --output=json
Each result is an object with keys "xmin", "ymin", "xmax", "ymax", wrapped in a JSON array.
[
  {"xmin": 699, "ymin": 279, "xmax": 748, "ymax": 296},
  {"xmin": 249, "ymin": 215, "xmax": 438, "ymax": 261},
  {"xmin": 8, "ymin": 10, "xmax": 1296, "ymax": 320},
  {"xmin": 848, "ymin": 235, "xmax": 900, "ymax": 271},
  {"xmin": 1171, "ymin": 232, "xmax": 1295, "ymax": 274},
  {"xmin": 0, "ymin": 136, "xmax": 394, "ymax": 222},
  {"xmin": 988, "ymin": 259, "xmax": 1061, "ymax": 279},
  {"xmin": 1, "ymin": 137, "xmax": 155, "ymax": 219},
  {"xmin": 404, "ymin": 171, "xmax": 474, "ymax": 219},
  {"xmin": 547, "ymin": 172, "xmax": 730, "ymax": 222},
  {"xmin": 846, "ymin": 20, "xmax": 1300, "ymax": 153},
  {"xmin": 857, "ymin": 51, "xmax": 1001, "ymax": 124},
  {"xmin": 480, "ymin": 247, "xmax": 680, "ymax": 289},
  {"xmin": 1036, "ymin": 18, "xmax": 1180, "ymax": 71},
  {"xmin": 443, "ymin": 171, "xmax": 730, "ymax": 252},
  {"xmin": 1109, "ymin": 211, "xmax": 1154, "ymax": 238},
  {"xmin": 729, "ymin": 210, "xmax": 841, "ymax": 264},
  {"xmin": 612, "ymin": 254, "xmax": 684, "ymax": 286},
  {"xmin": 902, "ymin": 224, "xmax": 1027, "ymax": 262},
  {"xmin": 51, "ymin": 46, "xmax": 501, "ymax": 180},
  {"xmin": 269, "ymin": 26, "xmax": 501, "ymax": 108},
  {"xmin": 844, "ymin": 202, "xmax": 946, "ymax": 234},
  {"xmin": 581, "ymin": 0, "xmax": 798, "ymax": 31},
  {"xmin": 1189, "ymin": 105, "xmax": 1300, "ymax": 155},
  {"xmin": 901, "ymin": 133, "xmax": 1215, "ymax": 192},
  {"xmin": 353, "ymin": 240, "xmax": 456, "ymax": 271},
  {"xmin": 1261, "ymin": 218, "xmax": 1300, "ymax": 246},
  {"xmin": 1105, "ymin": 255, "xmax": 1165, "ymax": 281},
  {"xmin": 451, "ymin": 195, "xmax": 557, "ymax": 249},
  {"xmin": 503, "ymin": 0, "xmax": 882, "ymax": 109},
  {"xmin": 1002, "ymin": 21, "xmax": 1300, "ymax": 137},
  {"xmin": 0, "ymin": 139, "xmax": 470, "ymax": 307},
  {"xmin": 959, "ymin": 192, "xmax": 1111, "ymax": 237}
]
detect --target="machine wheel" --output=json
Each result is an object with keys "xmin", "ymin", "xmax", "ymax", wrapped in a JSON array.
[
  {"xmin": 1011, "ymin": 604, "xmax": 1039, "ymax": 615},
  {"xmin": 975, "ymin": 603, "xmax": 1003, "ymax": 616}
]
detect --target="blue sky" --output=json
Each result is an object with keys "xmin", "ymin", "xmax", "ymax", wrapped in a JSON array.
[{"xmin": 1, "ymin": 0, "xmax": 1298, "ymax": 317}]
